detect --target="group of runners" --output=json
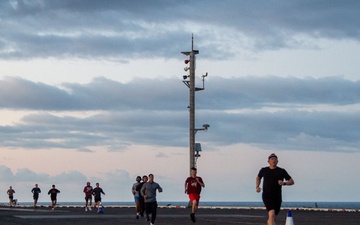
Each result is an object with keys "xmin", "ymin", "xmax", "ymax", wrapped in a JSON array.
[
  {"xmin": 4, "ymin": 182, "xmax": 105, "ymax": 211},
  {"xmin": 4, "ymin": 154, "xmax": 294, "ymax": 225},
  {"xmin": 130, "ymin": 153, "xmax": 294, "ymax": 225},
  {"xmin": 131, "ymin": 168, "xmax": 205, "ymax": 225}
]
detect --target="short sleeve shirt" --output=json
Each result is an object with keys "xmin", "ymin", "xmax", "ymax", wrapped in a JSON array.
[
  {"xmin": 185, "ymin": 176, "xmax": 204, "ymax": 195},
  {"xmin": 258, "ymin": 166, "xmax": 291, "ymax": 201}
]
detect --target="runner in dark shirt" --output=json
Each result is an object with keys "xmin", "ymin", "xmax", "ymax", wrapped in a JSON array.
[
  {"xmin": 92, "ymin": 182, "xmax": 105, "ymax": 213},
  {"xmin": 47, "ymin": 184, "xmax": 60, "ymax": 210}
]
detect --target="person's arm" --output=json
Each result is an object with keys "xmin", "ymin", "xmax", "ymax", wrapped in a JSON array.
[
  {"xmin": 184, "ymin": 179, "xmax": 188, "ymax": 193},
  {"xmin": 282, "ymin": 178, "xmax": 294, "ymax": 186},
  {"xmin": 196, "ymin": 177, "xmax": 205, "ymax": 188},
  {"xmin": 140, "ymin": 184, "xmax": 146, "ymax": 197},
  {"xmin": 255, "ymin": 176, "xmax": 262, "ymax": 192}
]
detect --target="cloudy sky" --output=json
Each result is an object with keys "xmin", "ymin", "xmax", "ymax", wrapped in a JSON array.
[{"xmin": 1, "ymin": 0, "xmax": 360, "ymax": 204}]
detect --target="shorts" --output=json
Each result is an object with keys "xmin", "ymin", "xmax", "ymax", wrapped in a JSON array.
[
  {"xmin": 95, "ymin": 197, "xmax": 101, "ymax": 203},
  {"xmin": 85, "ymin": 195, "xmax": 92, "ymax": 201},
  {"xmin": 9, "ymin": 196, "xmax": 14, "ymax": 200},
  {"xmin": 188, "ymin": 193, "xmax": 200, "ymax": 206},
  {"xmin": 262, "ymin": 196, "xmax": 281, "ymax": 215},
  {"xmin": 134, "ymin": 196, "xmax": 140, "ymax": 201}
]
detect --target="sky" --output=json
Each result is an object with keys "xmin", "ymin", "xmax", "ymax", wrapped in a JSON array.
[{"xmin": 1, "ymin": 0, "xmax": 360, "ymax": 204}]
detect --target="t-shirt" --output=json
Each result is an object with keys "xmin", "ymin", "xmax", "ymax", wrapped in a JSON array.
[
  {"xmin": 257, "ymin": 166, "xmax": 291, "ymax": 201},
  {"xmin": 132, "ymin": 182, "xmax": 140, "ymax": 197},
  {"xmin": 48, "ymin": 188, "xmax": 60, "ymax": 199},
  {"xmin": 141, "ymin": 181, "xmax": 162, "ymax": 203},
  {"xmin": 136, "ymin": 182, "xmax": 146, "ymax": 198},
  {"xmin": 185, "ymin": 176, "xmax": 204, "ymax": 195},
  {"xmin": 32, "ymin": 187, "xmax": 41, "ymax": 198},
  {"xmin": 7, "ymin": 189, "xmax": 15, "ymax": 197},
  {"xmin": 83, "ymin": 186, "xmax": 93, "ymax": 197},
  {"xmin": 92, "ymin": 187, "xmax": 105, "ymax": 199}
]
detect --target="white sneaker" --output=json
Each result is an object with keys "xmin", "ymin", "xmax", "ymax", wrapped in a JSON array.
[
  {"xmin": 88, "ymin": 206, "xmax": 92, "ymax": 211},
  {"xmin": 150, "ymin": 223, "xmax": 154, "ymax": 225},
  {"xmin": 85, "ymin": 207, "xmax": 88, "ymax": 212}
]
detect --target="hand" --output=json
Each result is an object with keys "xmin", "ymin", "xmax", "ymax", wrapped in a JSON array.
[
  {"xmin": 256, "ymin": 187, "xmax": 261, "ymax": 193},
  {"xmin": 278, "ymin": 180, "xmax": 285, "ymax": 186},
  {"xmin": 196, "ymin": 178, "xmax": 204, "ymax": 187}
]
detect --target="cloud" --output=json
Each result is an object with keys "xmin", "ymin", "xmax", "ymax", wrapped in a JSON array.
[
  {"xmin": 1, "ymin": 1, "xmax": 359, "ymax": 60},
  {"xmin": 14, "ymin": 168, "xmax": 49, "ymax": 182},
  {"xmin": 1, "ymin": 76, "xmax": 360, "ymax": 153},
  {"xmin": 0, "ymin": 165, "xmax": 15, "ymax": 181},
  {"xmin": 1, "ymin": 76, "xmax": 360, "ymax": 111}
]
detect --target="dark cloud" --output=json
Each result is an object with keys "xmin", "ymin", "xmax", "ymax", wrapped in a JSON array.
[
  {"xmin": 1, "ymin": 76, "xmax": 360, "ymax": 152},
  {"xmin": 1, "ymin": 0, "xmax": 359, "ymax": 60},
  {"xmin": 1, "ymin": 76, "xmax": 360, "ymax": 111}
]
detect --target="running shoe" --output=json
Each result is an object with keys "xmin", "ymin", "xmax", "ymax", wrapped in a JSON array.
[{"xmin": 190, "ymin": 213, "xmax": 196, "ymax": 223}]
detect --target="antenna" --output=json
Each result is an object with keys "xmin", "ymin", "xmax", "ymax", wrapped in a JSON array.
[{"xmin": 192, "ymin": 33, "xmax": 194, "ymax": 51}]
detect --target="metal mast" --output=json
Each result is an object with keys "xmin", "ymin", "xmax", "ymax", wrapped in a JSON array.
[{"xmin": 181, "ymin": 35, "xmax": 209, "ymax": 176}]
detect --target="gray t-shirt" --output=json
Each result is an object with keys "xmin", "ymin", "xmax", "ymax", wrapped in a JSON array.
[{"xmin": 141, "ymin": 181, "xmax": 162, "ymax": 203}]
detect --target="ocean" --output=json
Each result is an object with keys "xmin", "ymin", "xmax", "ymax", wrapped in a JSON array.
[{"xmin": 5, "ymin": 201, "xmax": 360, "ymax": 210}]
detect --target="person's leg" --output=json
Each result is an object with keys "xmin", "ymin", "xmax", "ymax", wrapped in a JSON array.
[
  {"xmin": 150, "ymin": 202, "xmax": 157, "ymax": 224},
  {"xmin": 145, "ymin": 202, "xmax": 151, "ymax": 221},
  {"xmin": 135, "ymin": 199, "xmax": 140, "ymax": 212},
  {"xmin": 267, "ymin": 209, "xmax": 276, "ymax": 225},
  {"xmin": 84, "ymin": 198, "xmax": 88, "ymax": 211},
  {"xmin": 192, "ymin": 198, "xmax": 199, "ymax": 214},
  {"xmin": 139, "ymin": 198, "xmax": 144, "ymax": 217},
  {"xmin": 88, "ymin": 198, "xmax": 92, "ymax": 210},
  {"xmin": 94, "ymin": 199, "xmax": 100, "ymax": 209},
  {"xmin": 135, "ymin": 199, "xmax": 140, "ymax": 218},
  {"xmin": 189, "ymin": 194, "xmax": 199, "ymax": 222},
  {"xmin": 96, "ymin": 200, "xmax": 101, "ymax": 212}
]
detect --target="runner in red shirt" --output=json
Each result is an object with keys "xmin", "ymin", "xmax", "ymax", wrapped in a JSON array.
[
  {"xmin": 83, "ymin": 182, "xmax": 93, "ymax": 212},
  {"xmin": 185, "ymin": 167, "xmax": 205, "ymax": 223}
]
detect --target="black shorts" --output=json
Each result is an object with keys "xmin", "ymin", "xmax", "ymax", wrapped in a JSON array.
[
  {"xmin": 262, "ymin": 196, "xmax": 281, "ymax": 215},
  {"xmin": 95, "ymin": 197, "xmax": 101, "ymax": 202},
  {"xmin": 85, "ymin": 195, "xmax": 92, "ymax": 201}
]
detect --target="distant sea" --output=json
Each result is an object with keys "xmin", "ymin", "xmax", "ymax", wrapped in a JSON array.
[{"xmin": 4, "ymin": 201, "xmax": 360, "ymax": 210}]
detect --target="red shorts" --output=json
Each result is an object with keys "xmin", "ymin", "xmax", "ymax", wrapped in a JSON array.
[{"xmin": 189, "ymin": 193, "xmax": 200, "ymax": 205}]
